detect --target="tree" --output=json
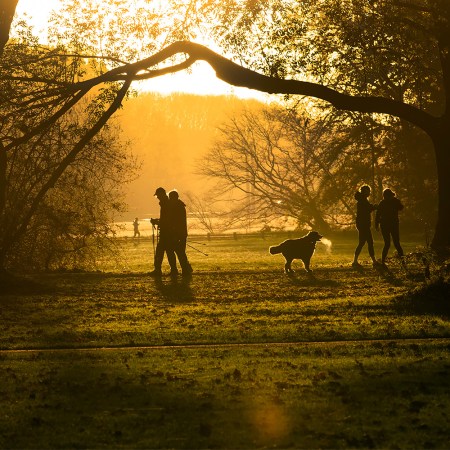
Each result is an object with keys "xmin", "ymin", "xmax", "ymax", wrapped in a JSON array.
[
  {"xmin": 201, "ymin": 0, "xmax": 450, "ymax": 251},
  {"xmin": 2, "ymin": 0, "xmax": 450, "ymax": 254},
  {"xmin": 199, "ymin": 104, "xmax": 363, "ymax": 232},
  {"xmin": 0, "ymin": 22, "xmax": 138, "ymax": 270},
  {"xmin": 0, "ymin": 0, "xmax": 18, "ymax": 55}
]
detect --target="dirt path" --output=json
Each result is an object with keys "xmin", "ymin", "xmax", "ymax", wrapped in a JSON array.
[{"xmin": 2, "ymin": 336, "xmax": 449, "ymax": 354}]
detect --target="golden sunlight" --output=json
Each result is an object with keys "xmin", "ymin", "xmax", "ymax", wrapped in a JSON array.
[{"xmin": 15, "ymin": 0, "xmax": 263, "ymax": 99}]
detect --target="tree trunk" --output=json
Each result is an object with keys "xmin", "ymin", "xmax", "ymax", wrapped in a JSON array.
[
  {"xmin": 431, "ymin": 127, "xmax": 450, "ymax": 253},
  {"xmin": 0, "ymin": 0, "xmax": 19, "ymax": 56},
  {"xmin": 0, "ymin": 142, "xmax": 6, "ymax": 272}
]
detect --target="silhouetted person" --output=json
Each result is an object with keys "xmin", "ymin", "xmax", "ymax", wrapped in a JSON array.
[
  {"xmin": 352, "ymin": 185, "xmax": 378, "ymax": 267},
  {"xmin": 149, "ymin": 187, "xmax": 177, "ymax": 277},
  {"xmin": 168, "ymin": 190, "xmax": 193, "ymax": 277},
  {"xmin": 375, "ymin": 188, "xmax": 404, "ymax": 266},
  {"xmin": 133, "ymin": 217, "xmax": 140, "ymax": 238}
]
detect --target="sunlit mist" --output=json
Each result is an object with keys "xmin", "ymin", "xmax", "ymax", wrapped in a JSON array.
[{"xmin": 320, "ymin": 237, "xmax": 333, "ymax": 253}]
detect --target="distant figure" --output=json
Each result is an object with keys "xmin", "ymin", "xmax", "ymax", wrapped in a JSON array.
[
  {"xmin": 375, "ymin": 188, "xmax": 404, "ymax": 266},
  {"xmin": 133, "ymin": 217, "xmax": 140, "ymax": 238},
  {"xmin": 149, "ymin": 187, "xmax": 177, "ymax": 277},
  {"xmin": 352, "ymin": 185, "xmax": 378, "ymax": 267},
  {"xmin": 168, "ymin": 190, "xmax": 193, "ymax": 277}
]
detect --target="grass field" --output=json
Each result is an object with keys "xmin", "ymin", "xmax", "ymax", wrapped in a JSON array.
[{"xmin": 1, "ymin": 232, "xmax": 450, "ymax": 449}]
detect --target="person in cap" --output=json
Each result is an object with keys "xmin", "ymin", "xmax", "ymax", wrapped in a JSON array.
[
  {"xmin": 168, "ymin": 190, "xmax": 193, "ymax": 277},
  {"xmin": 375, "ymin": 188, "xmax": 404, "ymax": 266},
  {"xmin": 149, "ymin": 187, "xmax": 177, "ymax": 277},
  {"xmin": 352, "ymin": 185, "xmax": 378, "ymax": 267}
]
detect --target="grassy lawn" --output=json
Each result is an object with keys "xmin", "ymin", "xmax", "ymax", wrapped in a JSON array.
[{"xmin": 1, "ymin": 232, "xmax": 449, "ymax": 448}]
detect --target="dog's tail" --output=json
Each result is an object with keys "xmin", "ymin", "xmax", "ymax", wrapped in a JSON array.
[{"xmin": 269, "ymin": 244, "xmax": 282, "ymax": 255}]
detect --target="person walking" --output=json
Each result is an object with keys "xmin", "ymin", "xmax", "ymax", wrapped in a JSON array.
[
  {"xmin": 149, "ymin": 187, "xmax": 177, "ymax": 277},
  {"xmin": 133, "ymin": 217, "xmax": 140, "ymax": 238},
  {"xmin": 352, "ymin": 185, "xmax": 378, "ymax": 267},
  {"xmin": 375, "ymin": 188, "xmax": 404, "ymax": 266},
  {"xmin": 168, "ymin": 190, "xmax": 193, "ymax": 277}
]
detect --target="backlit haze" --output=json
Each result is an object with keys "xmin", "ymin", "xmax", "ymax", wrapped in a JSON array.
[{"xmin": 14, "ymin": 0, "xmax": 270, "ymax": 233}]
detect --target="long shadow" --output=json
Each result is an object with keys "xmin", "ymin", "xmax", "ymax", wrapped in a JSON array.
[
  {"xmin": 286, "ymin": 271, "xmax": 340, "ymax": 287},
  {"xmin": 394, "ymin": 279, "xmax": 450, "ymax": 318},
  {"xmin": 0, "ymin": 272, "xmax": 54, "ymax": 296},
  {"xmin": 373, "ymin": 264, "xmax": 405, "ymax": 286},
  {"xmin": 153, "ymin": 275, "xmax": 195, "ymax": 303}
]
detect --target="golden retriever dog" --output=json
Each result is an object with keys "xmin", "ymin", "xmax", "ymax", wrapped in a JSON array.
[{"xmin": 269, "ymin": 231, "xmax": 323, "ymax": 273}]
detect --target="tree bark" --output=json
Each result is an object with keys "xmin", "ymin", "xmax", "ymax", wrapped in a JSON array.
[
  {"xmin": 0, "ymin": 0, "xmax": 19, "ymax": 56},
  {"xmin": 0, "ymin": 142, "xmax": 6, "ymax": 270},
  {"xmin": 431, "ymin": 124, "xmax": 450, "ymax": 253}
]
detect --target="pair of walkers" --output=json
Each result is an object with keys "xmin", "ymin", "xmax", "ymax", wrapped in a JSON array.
[
  {"xmin": 150, "ymin": 187, "xmax": 193, "ymax": 277},
  {"xmin": 352, "ymin": 185, "xmax": 404, "ymax": 268}
]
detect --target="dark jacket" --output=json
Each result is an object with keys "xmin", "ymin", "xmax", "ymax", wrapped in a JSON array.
[
  {"xmin": 169, "ymin": 198, "xmax": 188, "ymax": 240},
  {"xmin": 158, "ymin": 196, "xmax": 172, "ymax": 234},
  {"xmin": 355, "ymin": 191, "xmax": 376, "ymax": 229},
  {"xmin": 375, "ymin": 197, "xmax": 403, "ymax": 228}
]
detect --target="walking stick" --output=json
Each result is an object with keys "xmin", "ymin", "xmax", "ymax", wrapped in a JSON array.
[
  {"xmin": 152, "ymin": 224, "xmax": 156, "ymax": 254},
  {"xmin": 186, "ymin": 242, "xmax": 208, "ymax": 256}
]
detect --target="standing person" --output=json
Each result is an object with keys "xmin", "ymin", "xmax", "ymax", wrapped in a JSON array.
[
  {"xmin": 168, "ymin": 190, "xmax": 193, "ymax": 277},
  {"xmin": 133, "ymin": 217, "xmax": 140, "ymax": 238},
  {"xmin": 375, "ymin": 188, "xmax": 404, "ymax": 266},
  {"xmin": 149, "ymin": 187, "xmax": 177, "ymax": 277},
  {"xmin": 352, "ymin": 185, "xmax": 378, "ymax": 267}
]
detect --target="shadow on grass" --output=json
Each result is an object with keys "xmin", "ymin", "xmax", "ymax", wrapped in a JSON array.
[
  {"xmin": 394, "ymin": 279, "xmax": 450, "ymax": 318},
  {"xmin": 286, "ymin": 271, "xmax": 340, "ymax": 287},
  {"xmin": 0, "ymin": 272, "xmax": 54, "ymax": 296},
  {"xmin": 373, "ymin": 264, "xmax": 405, "ymax": 286},
  {"xmin": 153, "ymin": 276, "xmax": 195, "ymax": 303}
]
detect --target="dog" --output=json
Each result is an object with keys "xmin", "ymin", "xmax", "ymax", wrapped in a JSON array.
[{"xmin": 269, "ymin": 231, "xmax": 323, "ymax": 273}]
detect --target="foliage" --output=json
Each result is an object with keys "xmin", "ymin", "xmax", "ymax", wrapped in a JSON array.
[
  {"xmin": 0, "ymin": 23, "xmax": 138, "ymax": 271},
  {"xmin": 208, "ymin": 0, "xmax": 444, "ymax": 111},
  {"xmin": 202, "ymin": 0, "xmax": 450, "ymax": 249},
  {"xmin": 4, "ymin": 0, "xmax": 449, "ymax": 265},
  {"xmin": 198, "ymin": 101, "xmax": 435, "ymax": 232}
]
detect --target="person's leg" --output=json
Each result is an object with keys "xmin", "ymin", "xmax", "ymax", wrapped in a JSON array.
[
  {"xmin": 380, "ymin": 225, "xmax": 391, "ymax": 264},
  {"xmin": 353, "ymin": 228, "xmax": 367, "ymax": 265},
  {"xmin": 164, "ymin": 237, "xmax": 178, "ymax": 275},
  {"xmin": 391, "ymin": 223, "xmax": 404, "ymax": 257},
  {"xmin": 150, "ymin": 242, "xmax": 164, "ymax": 276},
  {"xmin": 367, "ymin": 230, "xmax": 377, "ymax": 263},
  {"xmin": 175, "ymin": 238, "xmax": 192, "ymax": 275}
]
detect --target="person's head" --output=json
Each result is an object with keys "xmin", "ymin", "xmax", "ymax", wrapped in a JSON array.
[
  {"xmin": 168, "ymin": 190, "xmax": 179, "ymax": 201},
  {"xmin": 360, "ymin": 185, "xmax": 371, "ymax": 197},
  {"xmin": 383, "ymin": 188, "xmax": 395, "ymax": 199},
  {"xmin": 154, "ymin": 187, "xmax": 166, "ymax": 200}
]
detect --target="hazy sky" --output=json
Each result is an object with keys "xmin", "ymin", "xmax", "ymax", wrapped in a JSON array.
[{"xmin": 14, "ymin": 0, "xmax": 263, "ymax": 99}]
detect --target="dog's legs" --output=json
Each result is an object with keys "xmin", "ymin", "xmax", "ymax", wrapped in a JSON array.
[
  {"xmin": 284, "ymin": 258, "xmax": 294, "ymax": 273},
  {"xmin": 303, "ymin": 258, "xmax": 312, "ymax": 273}
]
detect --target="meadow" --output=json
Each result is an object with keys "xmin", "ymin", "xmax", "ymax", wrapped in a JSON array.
[{"xmin": 1, "ymin": 232, "xmax": 450, "ymax": 449}]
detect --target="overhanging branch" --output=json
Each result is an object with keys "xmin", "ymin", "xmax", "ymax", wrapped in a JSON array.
[{"xmin": 80, "ymin": 40, "xmax": 437, "ymax": 133}]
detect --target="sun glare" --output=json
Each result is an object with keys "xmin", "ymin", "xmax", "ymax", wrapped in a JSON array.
[
  {"xmin": 15, "ymin": 0, "xmax": 60, "ymax": 35},
  {"xmin": 14, "ymin": 0, "xmax": 265, "ymax": 100}
]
